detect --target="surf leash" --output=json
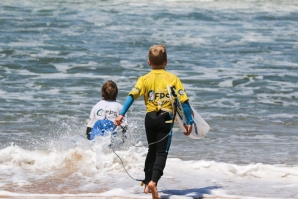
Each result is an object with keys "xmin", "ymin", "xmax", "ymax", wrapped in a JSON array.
[
  {"xmin": 70, "ymin": 134, "xmax": 88, "ymax": 145},
  {"xmin": 110, "ymin": 125, "xmax": 143, "ymax": 182},
  {"xmin": 111, "ymin": 89, "xmax": 178, "ymax": 184},
  {"xmin": 111, "ymin": 147, "xmax": 143, "ymax": 182}
]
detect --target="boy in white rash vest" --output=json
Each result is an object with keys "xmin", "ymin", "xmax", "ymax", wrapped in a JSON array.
[{"xmin": 86, "ymin": 80, "xmax": 127, "ymax": 140}]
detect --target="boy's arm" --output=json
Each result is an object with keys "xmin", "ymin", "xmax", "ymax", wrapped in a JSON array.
[
  {"xmin": 114, "ymin": 95, "xmax": 134, "ymax": 126},
  {"xmin": 86, "ymin": 107, "xmax": 95, "ymax": 140},
  {"xmin": 182, "ymin": 100, "xmax": 194, "ymax": 136},
  {"xmin": 174, "ymin": 76, "xmax": 193, "ymax": 135},
  {"xmin": 182, "ymin": 100, "xmax": 194, "ymax": 125},
  {"xmin": 120, "ymin": 95, "xmax": 134, "ymax": 116},
  {"xmin": 86, "ymin": 127, "xmax": 92, "ymax": 140}
]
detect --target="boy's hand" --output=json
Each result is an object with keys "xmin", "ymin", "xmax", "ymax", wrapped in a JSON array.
[
  {"xmin": 183, "ymin": 124, "xmax": 192, "ymax": 136},
  {"xmin": 114, "ymin": 115, "xmax": 124, "ymax": 126}
]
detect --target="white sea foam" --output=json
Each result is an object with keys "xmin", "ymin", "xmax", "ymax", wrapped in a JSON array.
[
  {"xmin": 0, "ymin": 143, "xmax": 297, "ymax": 198},
  {"xmin": 53, "ymin": 63, "xmax": 71, "ymax": 73},
  {"xmin": 120, "ymin": 60, "xmax": 147, "ymax": 71},
  {"xmin": 30, "ymin": 50, "xmax": 60, "ymax": 58},
  {"xmin": 218, "ymin": 80, "xmax": 233, "ymax": 87},
  {"xmin": 267, "ymin": 114, "xmax": 296, "ymax": 119}
]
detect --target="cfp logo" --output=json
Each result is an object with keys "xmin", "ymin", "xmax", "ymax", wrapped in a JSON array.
[
  {"xmin": 97, "ymin": 109, "xmax": 118, "ymax": 117},
  {"xmin": 148, "ymin": 90, "xmax": 170, "ymax": 102},
  {"xmin": 97, "ymin": 109, "xmax": 105, "ymax": 116},
  {"xmin": 148, "ymin": 90, "xmax": 155, "ymax": 102},
  {"xmin": 178, "ymin": 89, "xmax": 185, "ymax": 95}
]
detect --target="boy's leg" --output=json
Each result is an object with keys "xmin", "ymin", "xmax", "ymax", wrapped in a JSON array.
[
  {"xmin": 143, "ymin": 145, "xmax": 156, "ymax": 193},
  {"xmin": 147, "ymin": 181, "xmax": 160, "ymax": 199},
  {"xmin": 144, "ymin": 112, "xmax": 158, "ymax": 192},
  {"xmin": 151, "ymin": 128, "xmax": 172, "ymax": 183},
  {"xmin": 144, "ymin": 111, "xmax": 172, "ymax": 196},
  {"xmin": 151, "ymin": 112, "xmax": 172, "ymax": 184}
]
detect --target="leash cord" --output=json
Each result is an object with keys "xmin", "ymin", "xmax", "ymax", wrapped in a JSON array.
[{"xmin": 110, "ymin": 144, "xmax": 143, "ymax": 182}]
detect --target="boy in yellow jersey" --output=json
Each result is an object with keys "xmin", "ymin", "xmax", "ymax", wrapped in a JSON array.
[{"xmin": 114, "ymin": 45, "xmax": 193, "ymax": 199}]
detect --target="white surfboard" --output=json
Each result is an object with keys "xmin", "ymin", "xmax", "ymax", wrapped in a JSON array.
[{"xmin": 167, "ymin": 85, "xmax": 210, "ymax": 139}]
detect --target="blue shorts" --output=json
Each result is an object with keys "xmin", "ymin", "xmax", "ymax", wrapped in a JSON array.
[{"xmin": 90, "ymin": 120, "xmax": 115, "ymax": 140}]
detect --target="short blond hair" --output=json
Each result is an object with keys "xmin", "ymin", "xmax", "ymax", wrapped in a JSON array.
[
  {"xmin": 148, "ymin": 45, "xmax": 167, "ymax": 67},
  {"xmin": 101, "ymin": 80, "xmax": 118, "ymax": 100}
]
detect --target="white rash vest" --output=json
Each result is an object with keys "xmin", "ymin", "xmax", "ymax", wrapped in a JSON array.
[{"xmin": 87, "ymin": 100, "xmax": 127, "ymax": 128}]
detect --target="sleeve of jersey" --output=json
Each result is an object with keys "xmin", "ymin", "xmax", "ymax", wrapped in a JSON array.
[
  {"xmin": 120, "ymin": 95, "xmax": 134, "ymax": 116},
  {"xmin": 128, "ymin": 77, "xmax": 144, "ymax": 100},
  {"xmin": 120, "ymin": 77, "xmax": 143, "ymax": 116},
  {"xmin": 182, "ymin": 100, "xmax": 194, "ymax": 125},
  {"xmin": 175, "ymin": 77, "xmax": 189, "ymax": 103}
]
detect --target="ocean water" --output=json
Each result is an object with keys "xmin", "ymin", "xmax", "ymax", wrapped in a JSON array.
[{"xmin": 0, "ymin": 0, "xmax": 298, "ymax": 198}]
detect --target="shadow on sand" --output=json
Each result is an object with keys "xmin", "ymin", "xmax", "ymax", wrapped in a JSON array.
[{"xmin": 160, "ymin": 186, "xmax": 222, "ymax": 199}]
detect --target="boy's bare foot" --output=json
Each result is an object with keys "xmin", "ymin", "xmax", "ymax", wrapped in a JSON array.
[
  {"xmin": 144, "ymin": 184, "xmax": 150, "ymax": 194},
  {"xmin": 147, "ymin": 181, "xmax": 160, "ymax": 199}
]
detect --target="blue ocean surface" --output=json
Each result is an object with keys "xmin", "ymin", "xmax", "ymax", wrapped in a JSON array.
[{"xmin": 0, "ymin": 0, "xmax": 297, "ymax": 198}]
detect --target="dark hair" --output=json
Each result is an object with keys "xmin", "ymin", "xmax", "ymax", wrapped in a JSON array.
[{"xmin": 101, "ymin": 80, "xmax": 118, "ymax": 100}]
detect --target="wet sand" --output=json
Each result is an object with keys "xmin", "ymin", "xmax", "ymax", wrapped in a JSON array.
[{"xmin": 0, "ymin": 196, "xmax": 241, "ymax": 199}]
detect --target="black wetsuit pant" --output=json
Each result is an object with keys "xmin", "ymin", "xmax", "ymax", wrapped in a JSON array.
[{"xmin": 144, "ymin": 111, "xmax": 172, "ymax": 185}]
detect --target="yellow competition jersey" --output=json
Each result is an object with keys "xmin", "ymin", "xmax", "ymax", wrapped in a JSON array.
[{"xmin": 128, "ymin": 69, "xmax": 189, "ymax": 112}]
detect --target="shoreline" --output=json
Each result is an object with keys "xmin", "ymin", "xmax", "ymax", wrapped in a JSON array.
[{"xmin": 0, "ymin": 197, "xmax": 240, "ymax": 199}]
